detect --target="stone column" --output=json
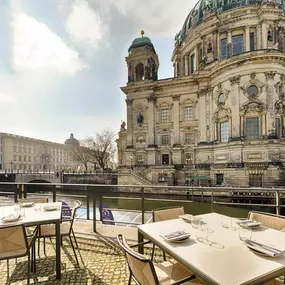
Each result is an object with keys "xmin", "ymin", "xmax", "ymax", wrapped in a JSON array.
[
  {"xmin": 265, "ymin": 71, "xmax": 276, "ymax": 135},
  {"xmin": 198, "ymin": 89, "xmax": 207, "ymax": 142},
  {"xmin": 126, "ymin": 99, "xmax": 133, "ymax": 147},
  {"xmin": 240, "ymin": 116, "xmax": 244, "ymax": 138},
  {"xmin": 230, "ymin": 76, "xmax": 241, "ymax": 138},
  {"xmin": 184, "ymin": 55, "xmax": 189, "ymax": 76},
  {"xmin": 217, "ymin": 32, "xmax": 220, "ymax": 59},
  {"xmin": 179, "ymin": 57, "xmax": 185, "ymax": 77},
  {"xmin": 245, "ymin": 25, "xmax": 250, "ymax": 52},
  {"xmin": 262, "ymin": 21, "xmax": 268, "ymax": 49},
  {"xmin": 262, "ymin": 114, "xmax": 266, "ymax": 137},
  {"xmin": 256, "ymin": 24, "xmax": 262, "ymax": 49},
  {"xmin": 227, "ymin": 30, "xmax": 232, "ymax": 58},
  {"xmin": 147, "ymin": 95, "xmax": 156, "ymax": 146},
  {"xmin": 194, "ymin": 46, "xmax": 198, "ymax": 72},
  {"xmin": 173, "ymin": 95, "xmax": 180, "ymax": 145}
]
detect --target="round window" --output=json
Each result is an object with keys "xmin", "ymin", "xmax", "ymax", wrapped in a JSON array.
[
  {"xmin": 247, "ymin": 85, "xmax": 258, "ymax": 98},
  {"xmin": 218, "ymin": 93, "xmax": 225, "ymax": 104}
]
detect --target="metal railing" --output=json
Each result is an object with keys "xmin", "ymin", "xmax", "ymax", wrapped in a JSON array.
[{"xmin": 0, "ymin": 182, "xmax": 285, "ymax": 232}]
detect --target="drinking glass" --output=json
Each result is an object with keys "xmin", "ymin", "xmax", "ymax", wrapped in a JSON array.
[
  {"xmin": 19, "ymin": 207, "xmax": 25, "ymax": 217},
  {"xmin": 14, "ymin": 203, "xmax": 21, "ymax": 213},
  {"xmin": 192, "ymin": 217, "xmax": 202, "ymax": 229},
  {"xmin": 34, "ymin": 203, "xmax": 41, "ymax": 211},
  {"xmin": 221, "ymin": 216, "xmax": 231, "ymax": 229},
  {"xmin": 237, "ymin": 227, "xmax": 252, "ymax": 241},
  {"xmin": 196, "ymin": 225, "xmax": 207, "ymax": 242}
]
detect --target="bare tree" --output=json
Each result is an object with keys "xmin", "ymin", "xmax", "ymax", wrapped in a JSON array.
[
  {"xmin": 70, "ymin": 144, "xmax": 90, "ymax": 171},
  {"xmin": 84, "ymin": 130, "xmax": 116, "ymax": 170}
]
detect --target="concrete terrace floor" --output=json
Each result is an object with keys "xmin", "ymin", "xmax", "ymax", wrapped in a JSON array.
[{"xmin": 0, "ymin": 220, "xmax": 160, "ymax": 285}]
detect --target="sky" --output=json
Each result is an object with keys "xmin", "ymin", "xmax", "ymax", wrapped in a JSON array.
[{"xmin": 0, "ymin": 0, "xmax": 196, "ymax": 144}]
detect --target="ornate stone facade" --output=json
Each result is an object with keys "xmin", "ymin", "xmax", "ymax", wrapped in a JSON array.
[{"xmin": 117, "ymin": 2, "xmax": 285, "ymax": 187}]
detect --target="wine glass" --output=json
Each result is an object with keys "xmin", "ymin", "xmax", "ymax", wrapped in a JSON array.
[{"xmin": 237, "ymin": 226, "xmax": 252, "ymax": 241}]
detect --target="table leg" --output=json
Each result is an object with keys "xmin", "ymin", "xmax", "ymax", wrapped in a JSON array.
[
  {"xmin": 138, "ymin": 231, "xmax": 144, "ymax": 254},
  {"xmin": 55, "ymin": 220, "xmax": 61, "ymax": 279}
]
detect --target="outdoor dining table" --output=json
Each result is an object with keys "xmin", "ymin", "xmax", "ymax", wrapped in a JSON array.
[
  {"xmin": 0, "ymin": 202, "xmax": 62, "ymax": 279},
  {"xmin": 138, "ymin": 212, "xmax": 285, "ymax": 285}
]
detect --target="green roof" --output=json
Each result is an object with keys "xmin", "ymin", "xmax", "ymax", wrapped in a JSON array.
[
  {"xmin": 128, "ymin": 36, "xmax": 156, "ymax": 53},
  {"xmin": 131, "ymin": 36, "xmax": 152, "ymax": 45}
]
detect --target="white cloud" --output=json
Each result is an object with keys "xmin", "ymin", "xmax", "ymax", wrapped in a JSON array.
[
  {"xmin": 66, "ymin": 0, "xmax": 105, "ymax": 54},
  {"xmin": 108, "ymin": 0, "xmax": 197, "ymax": 35},
  {"xmin": 0, "ymin": 93, "xmax": 16, "ymax": 104},
  {"xmin": 12, "ymin": 13, "xmax": 86, "ymax": 76}
]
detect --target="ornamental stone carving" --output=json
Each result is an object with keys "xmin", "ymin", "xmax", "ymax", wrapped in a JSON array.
[
  {"xmin": 214, "ymin": 84, "xmax": 230, "ymax": 106},
  {"xmin": 241, "ymin": 75, "xmax": 265, "ymax": 100},
  {"xmin": 240, "ymin": 100, "xmax": 267, "ymax": 116},
  {"xmin": 136, "ymin": 134, "xmax": 146, "ymax": 143},
  {"xmin": 229, "ymin": 76, "xmax": 241, "ymax": 85},
  {"xmin": 265, "ymin": 71, "xmax": 276, "ymax": 80},
  {"xmin": 213, "ymin": 107, "xmax": 231, "ymax": 122}
]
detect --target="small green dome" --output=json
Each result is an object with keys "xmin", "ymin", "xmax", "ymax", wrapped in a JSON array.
[
  {"xmin": 131, "ymin": 36, "xmax": 152, "ymax": 46},
  {"xmin": 128, "ymin": 36, "xmax": 156, "ymax": 53}
]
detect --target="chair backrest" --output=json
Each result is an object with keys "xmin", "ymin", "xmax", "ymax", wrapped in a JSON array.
[
  {"xmin": 248, "ymin": 211, "xmax": 285, "ymax": 231},
  {"xmin": 19, "ymin": 197, "xmax": 48, "ymax": 204},
  {"xmin": 68, "ymin": 200, "xmax": 82, "ymax": 233},
  {"xmin": 0, "ymin": 225, "xmax": 28, "ymax": 258},
  {"xmin": 152, "ymin": 206, "xmax": 185, "ymax": 222},
  {"xmin": 117, "ymin": 234, "xmax": 159, "ymax": 285}
]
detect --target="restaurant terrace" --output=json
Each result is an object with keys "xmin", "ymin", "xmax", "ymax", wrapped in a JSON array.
[{"xmin": 1, "ymin": 182, "xmax": 285, "ymax": 285}]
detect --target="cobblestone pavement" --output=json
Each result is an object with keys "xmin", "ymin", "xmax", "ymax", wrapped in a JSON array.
[{"xmin": 0, "ymin": 236, "xmax": 146, "ymax": 285}]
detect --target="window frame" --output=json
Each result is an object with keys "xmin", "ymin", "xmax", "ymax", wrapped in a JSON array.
[
  {"xmin": 232, "ymin": 34, "xmax": 244, "ymax": 56},
  {"xmin": 184, "ymin": 106, "xmax": 194, "ymax": 121},
  {"xmin": 220, "ymin": 121, "xmax": 229, "ymax": 142},
  {"xmin": 160, "ymin": 109, "xmax": 169, "ymax": 123},
  {"xmin": 245, "ymin": 117, "xmax": 260, "ymax": 140},
  {"xmin": 220, "ymin": 38, "xmax": 228, "ymax": 60}
]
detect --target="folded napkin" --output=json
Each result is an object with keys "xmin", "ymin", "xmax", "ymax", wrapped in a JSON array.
[
  {"xmin": 1, "ymin": 212, "xmax": 20, "ymax": 222},
  {"xmin": 160, "ymin": 230, "xmax": 190, "ymax": 241},
  {"xmin": 237, "ymin": 219, "xmax": 262, "ymax": 227},
  {"xmin": 244, "ymin": 239, "xmax": 285, "ymax": 257},
  {"xmin": 179, "ymin": 214, "xmax": 193, "ymax": 222}
]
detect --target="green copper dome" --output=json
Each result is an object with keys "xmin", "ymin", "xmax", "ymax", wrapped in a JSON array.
[
  {"xmin": 176, "ymin": 0, "xmax": 285, "ymax": 44},
  {"xmin": 128, "ymin": 36, "xmax": 156, "ymax": 53}
]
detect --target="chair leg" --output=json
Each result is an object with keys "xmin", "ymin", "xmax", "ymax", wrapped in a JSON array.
[
  {"xmin": 27, "ymin": 253, "xmax": 30, "ymax": 285},
  {"xmin": 31, "ymin": 244, "xmax": 34, "ymax": 273},
  {"xmin": 6, "ymin": 259, "xmax": 9, "ymax": 285},
  {"xmin": 151, "ymin": 244, "xmax": 155, "ymax": 261},
  {"xmin": 38, "ymin": 238, "xmax": 40, "ymax": 257},
  {"xmin": 33, "ymin": 242, "xmax": 36, "ymax": 272},
  {"xmin": 72, "ymin": 229, "xmax": 79, "ymax": 248},
  {"xmin": 128, "ymin": 272, "xmax": 132, "ymax": 285},
  {"xmin": 163, "ymin": 250, "xmax": 166, "ymax": 261},
  {"xmin": 69, "ymin": 235, "xmax": 79, "ymax": 265},
  {"xmin": 43, "ymin": 238, "xmax": 46, "ymax": 256}
]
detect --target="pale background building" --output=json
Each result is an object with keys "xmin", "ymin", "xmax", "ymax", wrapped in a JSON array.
[
  {"xmin": 0, "ymin": 132, "xmax": 89, "ymax": 172},
  {"xmin": 117, "ymin": 0, "xmax": 285, "ymax": 187}
]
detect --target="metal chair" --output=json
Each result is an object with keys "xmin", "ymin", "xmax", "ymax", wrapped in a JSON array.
[
  {"xmin": 37, "ymin": 200, "xmax": 81, "ymax": 264},
  {"xmin": 0, "ymin": 224, "xmax": 38, "ymax": 285},
  {"xmin": 151, "ymin": 207, "xmax": 185, "ymax": 261},
  {"xmin": 117, "ymin": 234, "xmax": 203, "ymax": 285}
]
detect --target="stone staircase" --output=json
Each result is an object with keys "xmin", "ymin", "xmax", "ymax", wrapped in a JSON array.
[
  {"xmin": 130, "ymin": 170, "xmax": 153, "ymax": 185},
  {"xmin": 118, "ymin": 168, "xmax": 154, "ymax": 185}
]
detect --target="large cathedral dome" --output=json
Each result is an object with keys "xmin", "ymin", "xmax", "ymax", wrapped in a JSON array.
[{"xmin": 177, "ymin": 0, "xmax": 285, "ymax": 43}]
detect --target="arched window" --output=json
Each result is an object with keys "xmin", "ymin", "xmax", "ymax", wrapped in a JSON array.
[{"xmin": 135, "ymin": 63, "xmax": 144, "ymax": 81}]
